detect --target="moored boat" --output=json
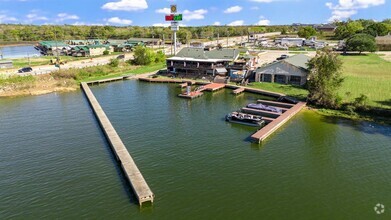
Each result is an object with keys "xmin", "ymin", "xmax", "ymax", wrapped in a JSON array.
[
  {"xmin": 247, "ymin": 103, "xmax": 282, "ymax": 113},
  {"xmin": 225, "ymin": 112, "xmax": 266, "ymax": 127}
]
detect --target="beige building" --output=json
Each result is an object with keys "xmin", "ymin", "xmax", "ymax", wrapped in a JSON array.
[
  {"xmin": 376, "ymin": 35, "xmax": 391, "ymax": 51},
  {"xmin": 87, "ymin": 45, "xmax": 114, "ymax": 56}
]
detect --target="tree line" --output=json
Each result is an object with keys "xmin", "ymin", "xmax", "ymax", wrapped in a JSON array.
[{"xmin": 0, "ymin": 24, "xmax": 279, "ymax": 43}]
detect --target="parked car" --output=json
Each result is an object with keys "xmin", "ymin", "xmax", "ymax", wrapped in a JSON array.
[
  {"xmin": 116, "ymin": 54, "xmax": 125, "ymax": 60},
  {"xmin": 276, "ymin": 55, "xmax": 289, "ymax": 61},
  {"xmin": 18, "ymin": 67, "xmax": 33, "ymax": 73}
]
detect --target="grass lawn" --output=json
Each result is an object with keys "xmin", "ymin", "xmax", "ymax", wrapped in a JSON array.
[
  {"xmin": 248, "ymin": 82, "xmax": 309, "ymax": 100},
  {"xmin": 339, "ymin": 54, "xmax": 391, "ymax": 109}
]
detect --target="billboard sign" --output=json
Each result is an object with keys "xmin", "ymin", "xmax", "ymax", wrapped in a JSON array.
[{"xmin": 165, "ymin": 14, "xmax": 182, "ymax": 21}]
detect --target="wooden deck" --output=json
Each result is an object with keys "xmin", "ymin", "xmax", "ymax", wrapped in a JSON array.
[
  {"xmin": 178, "ymin": 91, "xmax": 204, "ymax": 99},
  {"xmin": 200, "ymin": 83, "xmax": 225, "ymax": 92},
  {"xmin": 251, "ymin": 102, "xmax": 306, "ymax": 143},
  {"xmin": 81, "ymin": 82, "xmax": 154, "ymax": 206},
  {"xmin": 233, "ymin": 87, "xmax": 245, "ymax": 95}
]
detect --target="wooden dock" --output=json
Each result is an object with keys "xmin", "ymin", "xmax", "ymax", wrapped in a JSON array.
[
  {"xmin": 178, "ymin": 91, "xmax": 204, "ymax": 99},
  {"xmin": 251, "ymin": 101, "xmax": 306, "ymax": 143},
  {"xmin": 233, "ymin": 87, "xmax": 245, "ymax": 95},
  {"xmin": 81, "ymin": 82, "xmax": 154, "ymax": 206},
  {"xmin": 201, "ymin": 83, "xmax": 225, "ymax": 92}
]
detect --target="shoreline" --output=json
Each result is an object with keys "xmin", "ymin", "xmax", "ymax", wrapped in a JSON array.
[{"xmin": 1, "ymin": 74, "xmax": 389, "ymax": 125}]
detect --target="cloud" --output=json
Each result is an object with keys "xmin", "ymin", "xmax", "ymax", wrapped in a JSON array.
[
  {"xmin": 326, "ymin": 0, "xmax": 385, "ymax": 10},
  {"xmin": 107, "ymin": 17, "xmax": 133, "ymax": 25},
  {"xmin": 152, "ymin": 23, "xmax": 170, "ymax": 27},
  {"xmin": 224, "ymin": 6, "xmax": 242, "ymax": 13},
  {"xmin": 327, "ymin": 10, "xmax": 357, "ymax": 22},
  {"xmin": 256, "ymin": 19, "xmax": 270, "ymax": 25},
  {"xmin": 213, "ymin": 21, "xmax": 221, "ymax": 26},
  {"xmin": 228, "ymin": 20, "xmax": 244, "ymax": 26},
  {"xmin": 102, "ymin": 0, "xmax": 148, "ymax": 11},
  {"xmin": 26, "ymin": 13, "xmax": 48, "ymax": 22},
  {"xmin": 0, "ymin": 14, "xmax": 18, "ymax": 23},
  {"xmin": 72, "ymin": 22, "xmax": 104, "ymax": 26},
  {"xmin": 56, "ymin": 13, "xmax": 79, "ymax": 22},
  {"xmin": 326, "ymin": 0, "xmax": 385, "ymax": 21},
  {"xmin": 183, "ymin": 9, "xmax": 207, "ymax": 21},
  {"xmin": 155, "ymin": 8, "xmax": 170, "ymax": 14},
  {"xmin": 251, "ymin": 6, "xmax": 260, "ymax": 10}
]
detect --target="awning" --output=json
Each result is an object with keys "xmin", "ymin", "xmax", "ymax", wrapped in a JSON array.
[{"xmin": 216, "ymin": 68, "xmax": 227, "ymax": 73}]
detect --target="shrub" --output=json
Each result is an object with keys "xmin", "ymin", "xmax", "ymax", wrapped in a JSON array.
[
  {"xmin": 109, "ymin": 58, "xmax": 119, "ymax": 67},
  {"xmin": 103, "ymin": 50, "xmax": 110, "ymax": 55}
]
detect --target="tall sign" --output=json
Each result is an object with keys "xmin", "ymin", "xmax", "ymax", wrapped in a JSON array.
[{"xmin": 165, "ymin": 5, "xmax": 182, "ymax": 55}]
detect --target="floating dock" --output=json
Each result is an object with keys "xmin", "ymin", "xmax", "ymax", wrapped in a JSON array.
[
  {"xmin": 178, "ymin": 91, "xmax": 204, "ymax": 99},
  {"xmin": 251, "ymin": 101, "xmax": 306, "ymax": 143},
  {"xmin": 81, "ymin": 82, "xmax": 154, "ymax": 206},
  {"xmin": 233, "ymin": 87, "xmax": 245, "ymax": 95}
]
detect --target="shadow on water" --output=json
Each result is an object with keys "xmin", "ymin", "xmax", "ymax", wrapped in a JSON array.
[
  {"xmin": 320, "ymin": 114, "xmax": 391, "ymax": 138},
  {"xmin": 82, "ymin": 93, "xmax": 140, "ymax": 206}
]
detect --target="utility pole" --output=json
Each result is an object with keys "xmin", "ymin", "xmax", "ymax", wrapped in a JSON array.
[
  {"xmin": 54, "ymin": 29, "xmax": 60, "ymax": 69},
  {"xmin": 217, "ymin": 33, "xmax": 219, "ymax": 46},
  {"xmin": 226, "ymin": 31, "xmax": 229, "ymax": 47},
  {"xmin": 27, "ymin": 52, "xmax": 30, "ymax": 66}
]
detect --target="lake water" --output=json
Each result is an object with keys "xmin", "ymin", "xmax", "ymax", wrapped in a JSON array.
[
  {"xmin": 0, "ymin": 45, "xmax": 41, "ymax": 59},
  {"xmin": 0, "ymin": 80, "xmax": 390, "ymax": 219}
]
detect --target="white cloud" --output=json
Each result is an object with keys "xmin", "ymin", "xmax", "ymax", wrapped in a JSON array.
[
  {"xmin": 26, "ymin": 13, "xmax": 48, "ymax": 22},
  {"xmin": 213, "ymin": 21, "xmax": 221, "ymax": 26},
  {"xmin": 326, "ymin": 0, "xmax": 385, "ymax": 22},
  {"xmin": 251, "ymin": 6, "xmax": 260, "ymax": 10},
  {"xmin": 326, "ymin": 0, "xmax": 385, "ymax": 10},
  {"xmin": 107, "ymin": 17, "xmax": 133, "ymax": 25},
  {"xmin": 56, "ymin": 13, "xmax": 79, "ymax": 22},
  {"xmin": 0, "ymin": 13, "xmax": 17, "ymax": 23},
  {"xmin": 72, "ymin": 22, "xmax": 104, "ymax": 26},
  {"xmin": 256, "ymin": 19, "xmax": 270, "ymax": 25},
  {"xmin": 224, "ymin": 6, "xmax": 242, "ymax": 13},
  {"xmin": 328, "ymin": 10, "xmax": 357, "ymax": 22},
  {"xmin": 152, "ymin": 23, "xmax": 170, "ymax": 27},
  {"xmin": 183, "ymin": 9, "xmax": 207, "ymax": 21},
  {"xmin": 228, "ymin": 20, "xmax": 244, "ymax": 26},
  {"xmin": 102, "ymin": 0, "xmax": 148, "ymax": 11},
  {"xmin": 155, "ymin": 8, "xmax": 170, "ymax": 14}
]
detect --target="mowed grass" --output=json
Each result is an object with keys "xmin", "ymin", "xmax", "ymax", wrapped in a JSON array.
[
  {"xmin": 339, "ymin": 54, "xmax": 391, "ymax": 109},
  {"xmin": 248, "ymin": 82, "xmax": 309, "ymax": 100}
]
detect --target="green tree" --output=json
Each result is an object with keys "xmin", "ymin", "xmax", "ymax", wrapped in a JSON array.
[
  {"xmin": 133, "ymin": 46, "xmax": 156, "ymax": 65},
  {"xmin": 335, "ymin": 21, "xmax": 364, "ymax": 39},
  {"xmin": 103, "ymin": 50, "xmax": 110, "ymax": 55},
  {"xmin": 297, "ymin": 26, "xmax": 317, "ymax": 39},
  {"xmin": 346, "ymin": 33, "xmax": 377, "ymax": 54},
  {"xmin": 307, "ymin": 48, "xmax": 344, "ymax": 108},
  {"xmin": 155, "ymin": 50, "xmax": 166, "ymax": 63},
  {"xmin": 364, "ymin": 23, "xmax": 389, "ymax": 37},
  {"xmin": 177, "ymin": 29, "xmax": 192, "ymax": 44},
  {"xmin": 109, "ymin": 58, "xmax": 119, "ymax": 67}
]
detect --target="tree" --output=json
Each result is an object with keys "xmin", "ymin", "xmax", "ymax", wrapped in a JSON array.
[
  {"xmin": 335, "ymin": 21, "xmax": 364, "ymax": 39},
  {"xmin": 155, "ymin": 50, "xmax": 166, "ymax": 63},
  {"xmin": 109, "ymin": 58, "xmax": 119, "ymax": 67},
  {"xmin": 307, "ymin": 48, "xmax": 344, "ymax": 108},
  {"xmin": 297, "ymin": 26, "xmax": 317, "ymax": 39},
  {"xmin": 364, "ymin": 23, "xmax": 389, "ymax": 37},
  {"xmin": 103, "ymin": 50, "xmax": 110, "ymax": 55},
  {"xmin": 346, "ymin": 33, "xmax": 377, "ymax": 54},
  {"xmin": 133, "ymin": 46, "xmax": 156, "ymax": 65}
]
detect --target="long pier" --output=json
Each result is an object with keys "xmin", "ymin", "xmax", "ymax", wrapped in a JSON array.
[
  {"xmin": 251, "ymin": 101, "xmax": 306, "ymax": 143},
  {"xmin": 81, "ymin": 82, "xmax": 154, "ymax": 206}
]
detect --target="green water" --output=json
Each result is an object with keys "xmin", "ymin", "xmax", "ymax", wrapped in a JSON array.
[{"xmin": 0, "ymin": 80, "xmax": 390, "ymax": 219}]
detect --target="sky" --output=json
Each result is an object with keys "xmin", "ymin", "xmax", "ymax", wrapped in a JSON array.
[{"xmin": 0, "ymin": 0, "xmax": 390, "ymax": 26}]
